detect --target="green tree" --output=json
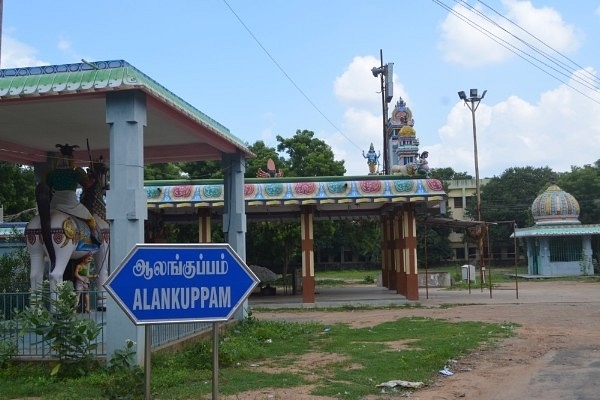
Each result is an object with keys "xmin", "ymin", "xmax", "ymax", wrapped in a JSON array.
[
  {"xmin": 480, "ymin": 166, "xmax": 554, "ymax": 261},
  {"xmin": 247, "ymin": 131, "xmax": 347, "ymax": 275},
  {"xmin": 178, "ymin": 160, "xmax": 223, "ymax": 179},
  {"xmin": 245, "ymin": 141, "xmax": 286, "ymax": 178},
  {"xmin": 557, "ymin": 160, "xmax": 600, "ymax": 225},
  {"xmin": 178, "ymin": 141, "xmax": 285, "ymax": 180},
  {"xmin": 144, "ymin": 163, "xmax": 184, "ymax": 180},
  {"xmin": 276, "ymin": 130, "xmax": 345, "ymax": 177},
  {"xmin": 329, "ymin": 219, "xmax": 381, "ymax": 264},
  {"xmin": 557, "ymin": 160, "xmax": 600, "ymax": 268},
  {"xmin": 430, "ymin": 167, "xmax": 472, "ymax": 182},
  {"xmin": 417, "ymin": 224, "xmax": 453, "ymax": 266},
  {"xmin": 0, "ymin": 162, "xmax": 36, "ymax": 220},
  {"xmin": 246, "ymin": 220, "xmax": 301, "ymax": 284},
  {"xmin": 0, "ymin": 245, "xmax": 29, "ymax": 293}
]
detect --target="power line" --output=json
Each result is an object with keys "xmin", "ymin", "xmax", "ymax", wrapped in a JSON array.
[
  {"xmin": 476, "ymin": 0, "xmax": 599, "ymax": 86},
  {"xmin": 431, "ymin": 0, "xmax": 600, "ymax": 105},
  {"xmin": 464, "ymin": 0, "xmax": 600, "ymax": 93},
  {"xmin": 221, "ymin": 0, "xmax": 363, "ymax": 153}
]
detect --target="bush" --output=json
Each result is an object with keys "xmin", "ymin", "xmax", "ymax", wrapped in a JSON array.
[
  {"xmin": 101, "ymin": 339, "xmax": 144, "ymax": 400},
  {"xmin": 0, "ymin": 317, "xmax": 17, "ymax": 365},
  {"xmin": 17, "ymin": 280, "xmax": 102, "ymax": 377}
]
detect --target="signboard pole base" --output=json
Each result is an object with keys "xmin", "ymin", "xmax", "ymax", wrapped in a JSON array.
[
  {"xmin": 145, "ymin": 325, "xmax": 152, "ymax": 400},
  {"xmin": 213, "ymin": 322, "xmax": 220, "ymax": 400}
]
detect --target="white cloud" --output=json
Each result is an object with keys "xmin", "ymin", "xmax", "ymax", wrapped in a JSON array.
[
  {"xmin": 504, "ymin": 0, "xmax": 581, "ymax": 52},
  {"xmin": 334, "ymin": 55, "xmax": 382, "ymax": 108},
  {"xmin": 57, "ymin": 38, "xmax": 72, "ymax": 53},
  {"xmin": 434, "ymin": 69, "xmax": 600, "ymax": 178},
  {"xmin": 0, "ymin": 36, "xmax": 48, "ymax": 68},
  {"xmin": 332, "ymin": 56, "xmax": 407, "ymax": 175},
  {"xmin": 1, "ymin": 35, "xmax": 90, "ymax": 69},
  {"xmin": 331, "ymin": 56, "xmax": 426, "ymax": 176},
  {"xmin": 439, "ymin": 0, "xmax": 580, "ymax": 67}
]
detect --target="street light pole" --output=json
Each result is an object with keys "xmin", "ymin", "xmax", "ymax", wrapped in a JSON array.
[
  {"xmin": 458, "ymin": 89, "xmax": 486, "ymax": 221},
  {"xmin": 372, "ymin": 50, "xmax": 393, "ymax": 175},
  {"xmin": 458, "ymin": 89, "xmax": 487, "ymax": 281}
]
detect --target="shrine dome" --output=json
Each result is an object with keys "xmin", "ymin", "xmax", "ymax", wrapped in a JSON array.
[
  {"xmin": 531, "ymin": 184, "xmax": 580, "ymax": 225},
  {"xmin": 399, "ymin": 125, "xmax": 415, "ymax": 137}
]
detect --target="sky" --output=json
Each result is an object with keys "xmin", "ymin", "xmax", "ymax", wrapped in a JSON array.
[{"xmin": 2, "ymin": 0, "xmax": 599, "ymax": 178}]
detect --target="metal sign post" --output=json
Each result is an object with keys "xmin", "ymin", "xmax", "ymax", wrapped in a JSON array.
[{"xmin": 105, "ymin": 243, "xmax": 259, "ymax": 399}]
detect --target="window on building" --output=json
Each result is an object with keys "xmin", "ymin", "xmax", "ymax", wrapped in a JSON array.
[
  {"xmin": 455, "ymin": 248, "xmax": 465, "ymax": 260},
  {"xmin": 453, "ymin": 197, "xmax": 463, "ymax": 209},
  {"xmin": 465, "ymin": 196, "xmax": 474, "ymax": 209},
  {"xmin": 468, "ymin": 247, "xmax": 477, "ymax": 258},
  {"xmin": 549, "ymin": 237, "xmax": 581, "ymax": 262}
]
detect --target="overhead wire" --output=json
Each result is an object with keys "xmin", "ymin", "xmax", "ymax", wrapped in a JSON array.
[
  {"xmin": 465, "ymin": 0, "xmax": 600, "ymax": 93},
  {"xmin": 430, "ymin": 0, "xmax": 600, "ymax": 105},
  {"xmin": 476, "ymin": 0, "xmax": 599, "ymax": 86},
  {"xmin": 224, "ymin": 0, "xmax": 600, "ymax": 163},
  {"xmin": 221, "ymin": 0, "xmax": 363, "ymax": 153}
]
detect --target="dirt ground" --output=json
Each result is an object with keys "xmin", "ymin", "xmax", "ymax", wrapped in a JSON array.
[{"xmin": 225, "ymin": 280, "xmax": 600, "ymax": 400}]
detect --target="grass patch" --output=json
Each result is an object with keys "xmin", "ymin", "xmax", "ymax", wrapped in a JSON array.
[
  {"xmin": 0, "ymin": 314, "xmax": 516, "ymax": 399},
  {"xmin": 315, "ymin": 269, "xmax": 379, "ymax": 286}
]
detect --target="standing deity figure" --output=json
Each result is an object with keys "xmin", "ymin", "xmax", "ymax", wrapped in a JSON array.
[{"xmin": 362, "ymin": 143, "xmax": 380, "ymax": 175}]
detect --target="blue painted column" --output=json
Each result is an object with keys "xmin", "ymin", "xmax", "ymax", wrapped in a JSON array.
[
  {"xmin": 104, "ymin": 90, "xmax": 147, "ymax": 364},
  {"xmin": 221, "ymin": 151, "xmax": 247, "ymax": 318}
]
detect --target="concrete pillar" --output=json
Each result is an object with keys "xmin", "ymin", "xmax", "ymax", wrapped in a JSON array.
[
  {"xmin": 403, "ymin": 204, "xmax": 419, "ymax": 300},
  {"xmin": 198, "ymin": 208, "xmax": 212, "ymax": 243},
  {"xmin": 300, "ymin": 205, "xmax": 315, "ymax": 304},
  {"xmin": 222, "ymin": 152, "xmax": 246, "ymax": 259},
  {"xmin": 394, "ymin": 209, "xmax": 406, "ymax": 295},
  {"xmin": 380, "ymin": 215, "xmax": 390, "ymax": 288},
  {"xmin": 104, "ymin": 90, "xmax": 147, "ymax": 365},
  {"xmin": 582, "ymin": 235, "xmax": 593, "ymax": 275},
  {"xmin": 222, "ymin": 151, "xmax": 247, "ymax": 318},
  {"xmin": 384, "ymin": 214, "xmax": 397, "ymax": 290}
]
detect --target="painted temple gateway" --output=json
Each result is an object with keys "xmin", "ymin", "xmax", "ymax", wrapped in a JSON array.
[
  {"xmin": 513, "ymin": 183, "xmax": 600, "ymax": 276},
  {"xmin": 144, "ymin": 174, "xmax": 447, "ymax": 302},
  {"xmin": 145, "ymin": 98, "xmax": 444, "ymax": 302},
  {"xmin": 387, "ymin": 98, "xmax": 430, "ymax": 177}
]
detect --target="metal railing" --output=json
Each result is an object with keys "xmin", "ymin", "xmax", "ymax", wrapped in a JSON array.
[{"xmin": 1, "ymin": 290, "xmax": 211, "ymax": 359}]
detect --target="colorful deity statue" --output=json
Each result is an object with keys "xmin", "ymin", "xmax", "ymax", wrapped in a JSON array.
[
  {"xmin": 44, "ymin": 144, "xmax": 101, "ymax": 244},
  {"xmin": 362, "ymin": 143, "xmax": 380, "ymax": 175},
  {"xmin": 256, "ymin": 158, "xmax": 284, "ymax": 178}
]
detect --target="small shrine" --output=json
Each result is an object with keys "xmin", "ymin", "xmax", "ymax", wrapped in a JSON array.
[
  {"xmin": 513, "ymin": 182, "xmax": 600, "ymax": 276},
  {"xmin": 386, "ymin": 98, "xmax": 430, "ymax": 177}
]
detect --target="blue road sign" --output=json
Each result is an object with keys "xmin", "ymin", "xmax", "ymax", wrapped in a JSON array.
[{"xmin": 104, "ymin": 244, "xmax": 259, "ymax": 325}]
